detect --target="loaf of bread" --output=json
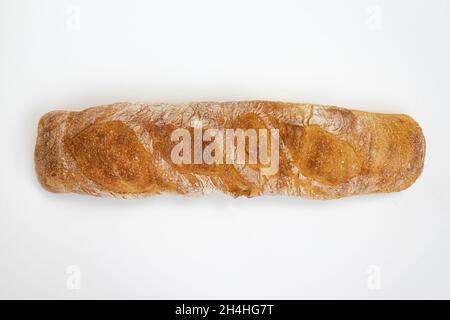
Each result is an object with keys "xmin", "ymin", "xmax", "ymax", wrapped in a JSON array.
[{"xmin": 34, "ymin": 101, "xmax": 425, "ymax": 199}]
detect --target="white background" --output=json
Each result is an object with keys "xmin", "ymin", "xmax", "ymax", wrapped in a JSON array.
[{"xmin": 1, "ymin": 0, "xmax": 449, "ymax": 299}]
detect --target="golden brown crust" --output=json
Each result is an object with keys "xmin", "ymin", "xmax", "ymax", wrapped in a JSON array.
[{"xmin": 34, "ymin": 101, "xmax": 425, "ymax": 199}]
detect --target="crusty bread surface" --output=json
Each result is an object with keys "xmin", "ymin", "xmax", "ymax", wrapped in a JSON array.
[{"xmin": 34, "ymin": 101, "xmax": 425, "ymax": 199}]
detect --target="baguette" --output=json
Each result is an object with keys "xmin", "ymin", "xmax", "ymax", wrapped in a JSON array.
[{"xmin": 34, "ymin": 101, "xmax": 425, "ymax": 199}]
